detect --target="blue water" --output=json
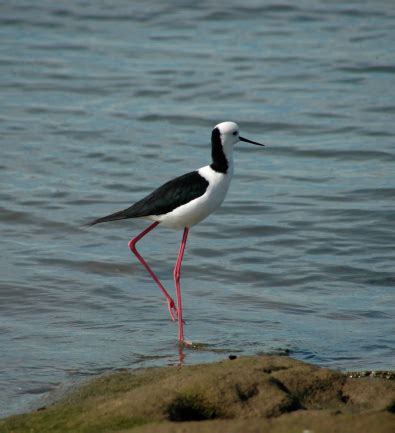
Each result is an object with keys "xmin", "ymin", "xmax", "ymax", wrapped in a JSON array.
[{"xmin": 1, "ymin": 0, "xmax": 394, "ymax": 418}]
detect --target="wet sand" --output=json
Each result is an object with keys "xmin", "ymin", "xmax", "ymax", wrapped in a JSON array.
[{"xmin": 1, "ymin": 355, "xmax": 394, "ymax": 433}]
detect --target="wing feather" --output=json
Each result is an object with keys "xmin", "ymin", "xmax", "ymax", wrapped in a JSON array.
[{"xmin": 86, "ymin": 170, "xmax": 208, "ymax": 226}]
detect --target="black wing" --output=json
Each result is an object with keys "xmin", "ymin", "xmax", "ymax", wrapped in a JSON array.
[{"xmin": 86, "ymin": 170, "xmax": 209, "ymax": 226}]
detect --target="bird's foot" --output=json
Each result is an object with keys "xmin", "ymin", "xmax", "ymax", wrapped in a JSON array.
[
  {"xmin": 179, "ymin": 339, "xmax": 193, "ymax": 348},
  {"xmin": 166, "ymin": 298, "xmax": 178, "ymax": 322}
]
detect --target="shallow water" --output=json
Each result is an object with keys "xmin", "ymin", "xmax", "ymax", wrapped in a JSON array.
[{"xmin": 1, "ymin": 0, "xmax": 394, "ymax": 418}]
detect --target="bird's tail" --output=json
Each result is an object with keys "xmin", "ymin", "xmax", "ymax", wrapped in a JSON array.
[{"xmin": 85, "ymin": 208, "xmax": 134, "ymax": 227}]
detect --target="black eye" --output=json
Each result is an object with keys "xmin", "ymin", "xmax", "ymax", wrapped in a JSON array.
[{"xmin": 232, "ymin": 131, "xmax": 238, "ymax": 136}]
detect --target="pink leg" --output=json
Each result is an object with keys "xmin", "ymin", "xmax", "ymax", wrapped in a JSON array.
[
  {"xmin": 173, "ymin": 227, "xmax": 189, "ymax": 342},
  {"xmin": 128, "ymin": 221, "xmax": 177, "ymax": 321}
]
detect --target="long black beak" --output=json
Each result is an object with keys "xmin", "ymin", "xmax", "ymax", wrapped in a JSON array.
[{"xmin": 239, "ymin": 136, "xmax": 264, "ymax": 147}]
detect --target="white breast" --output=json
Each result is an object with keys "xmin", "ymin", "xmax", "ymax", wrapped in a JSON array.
[{"xmin": 150, "ymin": 164, "xmax": 233, "ymax": 229}]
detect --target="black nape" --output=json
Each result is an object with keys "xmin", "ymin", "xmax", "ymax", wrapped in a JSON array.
[{"xmin": 210, "ymin": 127, "xmax": 228, "ymax": 174}]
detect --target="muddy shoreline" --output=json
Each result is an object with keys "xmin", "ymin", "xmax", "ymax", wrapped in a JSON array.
[{"xmin": 1, "ymin": 355, "xmax": 394, "ymax": 433}]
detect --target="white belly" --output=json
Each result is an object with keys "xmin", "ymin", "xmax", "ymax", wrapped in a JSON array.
[{"xmin": 148, "ymin": 165, "xmax": 233, "ymax": 229}]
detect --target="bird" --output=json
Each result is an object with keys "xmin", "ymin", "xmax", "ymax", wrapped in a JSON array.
[{"xmin": 86, "ymin": 121, "xmax": 264, "ymax": 344}]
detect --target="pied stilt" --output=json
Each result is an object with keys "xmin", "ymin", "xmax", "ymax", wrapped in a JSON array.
[{"xmin": 87, "ymin": 121, "xmax": 264, "ymax": 344}]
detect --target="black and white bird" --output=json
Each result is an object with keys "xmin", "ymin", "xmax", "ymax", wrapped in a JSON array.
[{"xmin": 87, "ymin": 121, "xmax": 264, "ymax": 344}]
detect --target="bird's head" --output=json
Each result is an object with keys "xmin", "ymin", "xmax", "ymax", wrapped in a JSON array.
[{"xmin": 213, "ymin": 121, "xmax": 264, "ymax": 154}]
